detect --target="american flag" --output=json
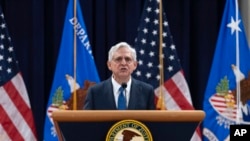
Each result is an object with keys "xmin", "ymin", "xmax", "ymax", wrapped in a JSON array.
[
  {"xmin": 133, "ymin": 0, "xmax": 201, "ymax": 140},
  {"xmin": 0, "ymin": 8, "xmax": 37, "ymax": 141}
]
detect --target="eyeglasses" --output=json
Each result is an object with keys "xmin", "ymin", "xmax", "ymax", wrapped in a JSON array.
[{"xmin": 112, "ymin": 56, "xmax": 133, "ymax": 64}]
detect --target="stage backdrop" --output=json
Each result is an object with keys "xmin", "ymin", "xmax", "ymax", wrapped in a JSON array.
[{"xmin": 0, "ymin": 0, "xmax": 227, "ymax": 140}]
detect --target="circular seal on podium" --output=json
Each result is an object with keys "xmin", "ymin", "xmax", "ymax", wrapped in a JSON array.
[{"xmin": 106, "ymin": 119, "xmax": 153, "ymax": 141}]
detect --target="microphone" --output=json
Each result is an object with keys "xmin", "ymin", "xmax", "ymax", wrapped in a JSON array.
[
  {"xmin": 121, "ymin": 82, "xmax": 127, "ymax": 108},
  {"xmin": 121, "ymin": 82, "xmax": 127, "ymax": 89}
]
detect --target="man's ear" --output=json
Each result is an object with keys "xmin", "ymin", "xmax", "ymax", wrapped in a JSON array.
[
  {"xmin": 133, "ymin": 61, "xmax": 138, "ymax": 70},
  {"xmin": 107, "ymin": 61, "xmax": 112, "ymax": 70}
]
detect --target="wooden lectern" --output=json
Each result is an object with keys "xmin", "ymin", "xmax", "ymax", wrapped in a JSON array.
[{"xmin": 52, "ymin": 110, "xmax": 205, "ymax": 141}]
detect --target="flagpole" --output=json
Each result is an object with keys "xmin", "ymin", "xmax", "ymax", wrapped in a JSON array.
[
  {"xmin": 157, "ymin": 0, "xmax": 166, "ymax": 110},
  {"xmin": 73, "ymin": 0, "xmax": 77, "ymax": 110},
  {"xmin": 235, "ymin": 0, "xmax": 241, "ymax": 124}
]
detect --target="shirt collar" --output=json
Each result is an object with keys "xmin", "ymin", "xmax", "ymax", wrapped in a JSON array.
[{"xmin": 111, "ymin": 76, "xmax": 132, "ymax": 94}]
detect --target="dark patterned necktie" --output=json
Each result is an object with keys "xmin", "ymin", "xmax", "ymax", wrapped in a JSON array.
[{"xmin": 118, "ymin": 87, "xmax": 126, "ymax": 110}]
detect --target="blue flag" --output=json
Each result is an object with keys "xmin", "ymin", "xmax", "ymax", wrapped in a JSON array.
[
  {"xmin": 43, "ymin": 0, "xmax": 100, "ymax": 140},
  {"xmin": 202, "ymin": 0, "xmax": 250, "ymax": 140}
]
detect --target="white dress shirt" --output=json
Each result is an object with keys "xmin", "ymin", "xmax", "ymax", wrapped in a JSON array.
[{"xmin": 111, "ymin": 76, "xmax": 131, "ymax": 108}]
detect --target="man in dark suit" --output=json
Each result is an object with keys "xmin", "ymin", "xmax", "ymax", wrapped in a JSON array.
[{"xmin": 83, "ymin": 42, "xmax": 155, "ymax": 110}]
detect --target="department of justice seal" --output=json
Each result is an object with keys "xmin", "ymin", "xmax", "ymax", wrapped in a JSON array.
[{"xmin": 106, "ymin": 119, "xmax": 153, "ymax": 141}]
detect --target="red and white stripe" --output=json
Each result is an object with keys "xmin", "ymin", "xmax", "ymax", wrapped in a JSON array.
[
  {"xmin": 210, "ymin": 94, "xmax": 237, "ymax": 119},
  {"xmin": 0, "ymin": 73, "xmax": 37, "ymax": 141},
  {"xmin": 154, "ymin": 71, "xmax": 194, "ymax": 110},
  {"xmin": 155, "ymin": 71, "xmax": 202, "ymax": 141}
]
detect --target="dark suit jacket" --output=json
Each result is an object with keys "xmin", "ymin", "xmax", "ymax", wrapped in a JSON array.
[{"xmin": 83, "ymin": 78, "xmax": 156, "ymax": 110}]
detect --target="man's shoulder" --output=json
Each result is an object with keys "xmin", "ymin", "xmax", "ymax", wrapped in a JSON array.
[
  {"xmin": 90, "ymin": 78, "xmax": 111, "ymax": 89},
  {"xmin": 132, "ymin": 78, "xmax": 153, "ymax": 89}
]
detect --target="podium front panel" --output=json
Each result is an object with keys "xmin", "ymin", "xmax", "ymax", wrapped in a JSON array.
[
  {"xmin": 52, "ymin": 110, "xmax": 205, "ymax": 141},
  {"xmin": 58, "ymin": 121, "xmax": 199, "ymax": 141}
]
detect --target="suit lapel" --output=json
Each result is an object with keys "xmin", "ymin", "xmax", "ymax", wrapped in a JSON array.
[
  {"xmin": 127, "ymin": 79, "xmax": 138, "ymax": 109},
  {"xmin": 105, "ymin": 78, "xmax": 117, "ymax": 109}
]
